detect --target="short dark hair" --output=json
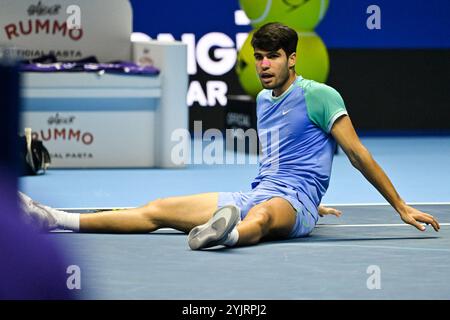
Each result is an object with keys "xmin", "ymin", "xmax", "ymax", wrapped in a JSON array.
[{"xmin": 251, "ymin": 22, "xmax": 298, "ymax": 56}]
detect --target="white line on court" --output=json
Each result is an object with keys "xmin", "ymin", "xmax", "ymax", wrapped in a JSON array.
[
  {"xmin": 60, "ymin": 207, "xmax": 134, "ymax": 211},
  {"xmin": 321, "ymin": 202, "xmax": 450, "ymax": 206},
  {"xmin": 316, "ymin": 223, "xmax": 450, "ymax": 228},
  {"xmin": 287, "ymin": 243, "xmax": 450, "ymax": 253},
  {"xmin": 151, "ymin": 223, "xmax": 450, "ymax": 232}
]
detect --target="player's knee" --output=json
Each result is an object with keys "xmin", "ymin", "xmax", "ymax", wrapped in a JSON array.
[
  {"xmin": 141, "ymin": 198, "xmax": 166, "ymax": 222},
  {"xmin": 146, "ymin": 198, "xmax": 163, "ymax": 209},
  {"xmin": 250, "ymin": 207, "xmax": 272, "ymax": 235}
]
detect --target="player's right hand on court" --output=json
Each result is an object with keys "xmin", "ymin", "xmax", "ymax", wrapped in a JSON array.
[{"xmin": 398, "ymin": 205, "xmax": 440, "ymax": 232}]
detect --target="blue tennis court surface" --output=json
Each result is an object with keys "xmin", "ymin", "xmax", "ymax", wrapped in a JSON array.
[{"xmin": 19, "ymin": 136, "xmax": 450, "ymax": 299}]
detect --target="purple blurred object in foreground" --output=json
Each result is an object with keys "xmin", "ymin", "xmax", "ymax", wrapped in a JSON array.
[{"xmin": 0, "ymin": 57, "xmax": 74, "ymax": 300}]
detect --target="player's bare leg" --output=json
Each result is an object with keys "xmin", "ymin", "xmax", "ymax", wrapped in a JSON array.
[{"xmin": 80, "ymin": 193, "xmax": 219, "ymax": 233}]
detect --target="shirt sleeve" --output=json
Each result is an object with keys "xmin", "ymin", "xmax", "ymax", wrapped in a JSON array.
[{"xmin": 305, "ymin": 82, "xmax": 348, "ymax": 133}]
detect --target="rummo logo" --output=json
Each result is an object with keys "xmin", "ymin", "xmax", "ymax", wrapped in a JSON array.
[
  {"xmin": 32, "ymin": 128, "xmax": 94, "ymax": 145},
  {"xmin": 4, "ymin": 1, "xmax": 83, "ymax": 41},
  {"xmin": 30, "ymin": 114, "xmax": 94, "ymax": 145}
]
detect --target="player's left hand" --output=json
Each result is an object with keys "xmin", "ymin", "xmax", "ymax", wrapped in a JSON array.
[
  {"xmin": 398, "ymin": 205, "xmax": 440, "ymax": 232},
  {"xmin": 318, "ymin": 205, "xmax": 342, "ymax": 218}
]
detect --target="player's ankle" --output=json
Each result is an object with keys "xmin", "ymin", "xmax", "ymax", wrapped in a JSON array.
[
  {"xmin": 51, "ymin": 209, "xmax": 80, "ymax": 231},
  {"xmin": 223, "ymin": 227, "xmax": 239, "ymax": 247}
]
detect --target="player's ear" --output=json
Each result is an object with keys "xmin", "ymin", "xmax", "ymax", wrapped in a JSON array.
[{"xmin": 288, "ymin": 52, "xmax": 296, "ymax": 69}]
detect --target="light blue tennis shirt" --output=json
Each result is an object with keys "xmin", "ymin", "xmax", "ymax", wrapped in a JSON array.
[{"xmin": 252, "ymin": 75, "xmax": 348, "ymax": 220}]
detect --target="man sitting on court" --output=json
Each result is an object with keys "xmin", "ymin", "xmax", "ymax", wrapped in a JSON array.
[{"xmin": 19, "ymin": 22, "xmax": 440, "ymax": 250}]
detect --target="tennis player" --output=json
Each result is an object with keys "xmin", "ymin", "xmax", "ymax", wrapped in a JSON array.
[{"xmin": 19, "ymin": 23, "xmax": 440, "ymax": 250}]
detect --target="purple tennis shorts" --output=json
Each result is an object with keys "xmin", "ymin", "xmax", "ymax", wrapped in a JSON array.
[{"xmin": 217, "ymin": 181, "xmax": 317, "ymax": 239}]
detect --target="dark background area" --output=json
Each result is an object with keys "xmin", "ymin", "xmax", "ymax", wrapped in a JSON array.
[{"xmin": 327, "ymin": 49, "xmax": 450, "ymax": 133}]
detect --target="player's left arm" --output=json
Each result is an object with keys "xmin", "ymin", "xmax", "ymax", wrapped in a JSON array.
[{"xmin": 330, "ymin": 115, "xmax": 440, "ymax": 232}]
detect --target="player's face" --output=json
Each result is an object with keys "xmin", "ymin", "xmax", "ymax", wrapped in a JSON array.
[{"xmin": 254, "ymin": 48, "xmax": 296, "ymax": 96}]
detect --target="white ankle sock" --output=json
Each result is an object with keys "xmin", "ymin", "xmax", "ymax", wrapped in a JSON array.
[
  {"xmin": 223, "ymin": 227, "xmax": 239, "ymax": 247},
  {"xmin": 60, "ymin": 212, "xmax": 80, "ymax": 232},
  {"xmin": 50, "ymin": 208, "xmax": 80, "ymax": 231}
]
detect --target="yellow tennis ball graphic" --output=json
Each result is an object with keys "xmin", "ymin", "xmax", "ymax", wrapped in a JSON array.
[
  {"xmin": 239, "ymin": 0, "xmax": 329, "ymax": 31},
  {"xmin": 236, "ymin": 31, "xmax": 330, "ymax": 97}
]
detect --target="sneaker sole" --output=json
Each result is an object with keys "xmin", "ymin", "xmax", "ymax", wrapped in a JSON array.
[{"xmin": 188, "ymin": 205, "xmax": 240, "ymax": 250}]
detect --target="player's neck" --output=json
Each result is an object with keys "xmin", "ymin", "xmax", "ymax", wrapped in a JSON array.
[{"xmin": 272, "ymin": 72, "xmax": 297, "ymax": 97}]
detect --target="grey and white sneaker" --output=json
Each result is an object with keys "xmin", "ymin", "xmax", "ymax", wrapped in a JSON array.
[
  {"xmin": 188, "ymin": 205, "xmax": 241, "ymax": 250},
  {"xmin": 17, "ymin": 191, "xmax": 59, "ymax": 231}
]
